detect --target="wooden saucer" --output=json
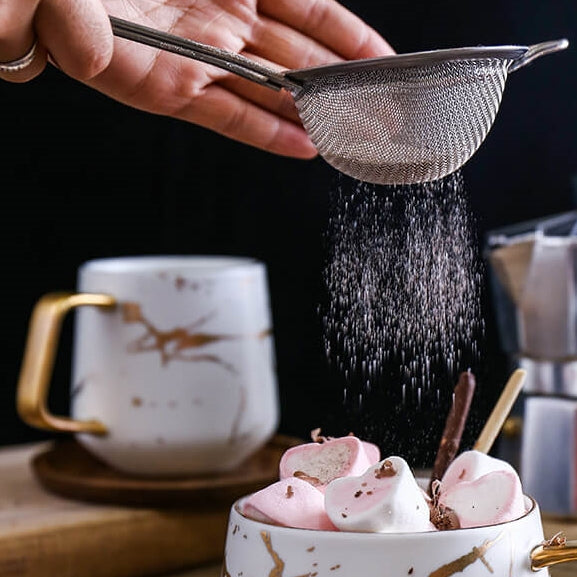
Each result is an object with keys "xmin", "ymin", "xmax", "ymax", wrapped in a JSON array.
[{"xmin": 32, "ymin": 435, "xmax": 302, "ymax": 508}]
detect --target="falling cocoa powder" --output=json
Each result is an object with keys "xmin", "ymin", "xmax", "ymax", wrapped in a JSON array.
[{"xmin": 321, "ymin": 171, "xmax": 485, "ymax": 465}]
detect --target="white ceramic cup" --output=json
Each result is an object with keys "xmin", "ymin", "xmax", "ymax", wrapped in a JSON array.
[
  {"xmin": 223, "ymin": 494, "xmax": 577, "ymax": 577},
  {"xmin": 17, "ymin": 255, "xmax": 279, "ymax": 477}
]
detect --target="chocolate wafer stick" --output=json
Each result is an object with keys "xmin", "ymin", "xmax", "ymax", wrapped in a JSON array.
[{"xmin": 428, "ymin": 371, "xmax": 476, "ymax": 496}]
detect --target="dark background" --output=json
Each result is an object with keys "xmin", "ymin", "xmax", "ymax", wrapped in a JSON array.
[{"xmin": 2, "ymin": 0, "xmax": 575, "ymax": 467}]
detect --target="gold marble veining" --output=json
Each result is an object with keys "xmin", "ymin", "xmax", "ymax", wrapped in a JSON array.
[
  {"xmin": 250, "ymin": 528, "xmax": 505, "ymax": 577},
  {"xmin": 258, "ymin": 531, "xmax": 340, "ymax": 577},
  {"xmin": 428, "ymin": 534, "xmax": 502, "ymax": 577},
  {"xmin": 253, "ymin": 530, "xmax": 504, "ymax": 577},
  {"xmin": 261, "ymin": 531, "xmax": 286, "ymax": 577},
  {"xmin": 122, "ymin": 302, "xmax": 271, "ymax": 370}
]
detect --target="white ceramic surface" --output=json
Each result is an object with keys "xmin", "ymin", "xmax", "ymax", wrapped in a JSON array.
[
  {"xmin": 223, "ymin": 495, "xmax": 552, "ymax": 577},
  {"xmin": 71, "ymin": 255, "xmax": 279, "ymax": 476}
]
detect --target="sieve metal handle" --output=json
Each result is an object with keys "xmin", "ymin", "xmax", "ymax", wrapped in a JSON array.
[
  {"xmin": 509, "ymin": 38, "xmax": 569, "ymax": 73},
  {"xmin": 109, "ymin": 16, "xmax": 300, "ymax": 92}
]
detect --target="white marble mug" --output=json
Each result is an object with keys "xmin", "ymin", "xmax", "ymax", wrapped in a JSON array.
[
  {"xmin": 223, "ymin": 494, "xmax": 577, "ymax": 577},
  {"xmin": 17, "ymin": 255, "xmax": 279, "ymax": 477}
]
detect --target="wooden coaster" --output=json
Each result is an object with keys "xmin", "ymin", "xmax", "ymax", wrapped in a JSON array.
[{"xmin": 32, "ymin": 434, "xmax": 302, "ymax": 508}]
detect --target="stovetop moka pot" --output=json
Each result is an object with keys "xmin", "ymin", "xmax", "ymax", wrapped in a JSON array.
[{"xmin": 487, "ymin": 210, "xmax": 577, "ymax": 516}]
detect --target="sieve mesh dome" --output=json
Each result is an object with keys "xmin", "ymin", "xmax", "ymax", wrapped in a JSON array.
[{"xmin": 293, "ymin": 59, "xmax": 510, "ymax": 185}]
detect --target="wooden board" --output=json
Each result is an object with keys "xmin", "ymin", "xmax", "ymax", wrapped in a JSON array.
[
  {"xmin": 0, "ymin": 437, "xmax": 298, "ymax": 577},
  {"xmin": 31, "ymin": 435, "xmax": 301, "ymax": 507}
]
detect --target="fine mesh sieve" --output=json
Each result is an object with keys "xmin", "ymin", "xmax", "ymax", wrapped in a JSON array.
[{"xmin": 110, "ymin": 17, "xmax": 568, "ymax": 185}]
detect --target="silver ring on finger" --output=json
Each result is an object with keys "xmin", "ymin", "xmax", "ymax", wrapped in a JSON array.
[{"xmin": 0, "ymin": 41, "xmax": 38, "ymax": 73}]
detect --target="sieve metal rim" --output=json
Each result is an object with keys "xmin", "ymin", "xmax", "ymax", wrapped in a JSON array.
[{"xmin": 285, "ymin": 45, "xmax": 530, "ymax": 82}]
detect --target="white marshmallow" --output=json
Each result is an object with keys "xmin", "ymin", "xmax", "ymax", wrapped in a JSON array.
[{"xmin": 324, "ymin": 456, "xmax": 435, "ymax": 533}]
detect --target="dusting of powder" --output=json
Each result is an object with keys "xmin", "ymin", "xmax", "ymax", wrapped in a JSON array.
[{"xmin": 320, "ymin": 171, "xmax": 485, "ymax": 466}]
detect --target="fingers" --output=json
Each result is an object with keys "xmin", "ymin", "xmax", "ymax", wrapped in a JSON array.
[
  {"xmin": 0, "ymin": 0, "xmax": 48, "ymax": 82},
  {"xmin": 35, "ymin": 0, "xmax": 113, "ymax": 81},
  {"xmin": 218, "ymin": 73, "xmax": 303, "ymax": 126},
  {"xmin": 259, "ymin": 0, "xmax": 395, "ymax": 61},
  {"xmin": 175, "ymin": 82, "xmax": 318, "ymax": 159},
  {"xmin": 249, "ymin": 15, "xmax": 343, "ymax": 71},
  {"xmin": 0, "ymin": 0, "xmax": 113, "ymax": 84},
  {"xmin": 217, "ymin": 50, "xmax": 303, "ymax": 125},
  {"xmin": 218, "ymin": 66, "xmax": 301, "ymax": 125},
  {"xmin": 212, "ymin": 50, "xmax": 315, "ymax": 155}
]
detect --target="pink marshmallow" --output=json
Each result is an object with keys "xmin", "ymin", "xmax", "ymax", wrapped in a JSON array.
[
  {"xmin": 324, "ymin": 456, "xmax": 435, "ymax": 533},
  {"xmin": 240, "ymin": 477, "xmax": 337, "ymax": 531},
  {"xmin": 439, "ymin": 469, "xmax": 526, "ymax": 528},
  {"xmin": 441, "ymin": 450, "xmax": 519, "ymax": 490},
  {"xmin": 279, "ymin": 435, "xmax": 380, "ymax": 491},
  {"xmin": 361, "ymin": 440, "xmax": 382, "ymax": 464}
]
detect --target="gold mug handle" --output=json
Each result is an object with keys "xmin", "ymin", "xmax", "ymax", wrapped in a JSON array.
[
  {"xmin": 17, "ymin": 292, "xmax": 116, "ymax": 436},
  {"xmin": 532, "ymin": 540, "xmax": 577, "ymax": 570}
]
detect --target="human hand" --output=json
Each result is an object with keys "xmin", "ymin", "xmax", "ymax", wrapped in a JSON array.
[{"xmin": 0, "ymin": 0, "xmax": 394, "ymax": 158}]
